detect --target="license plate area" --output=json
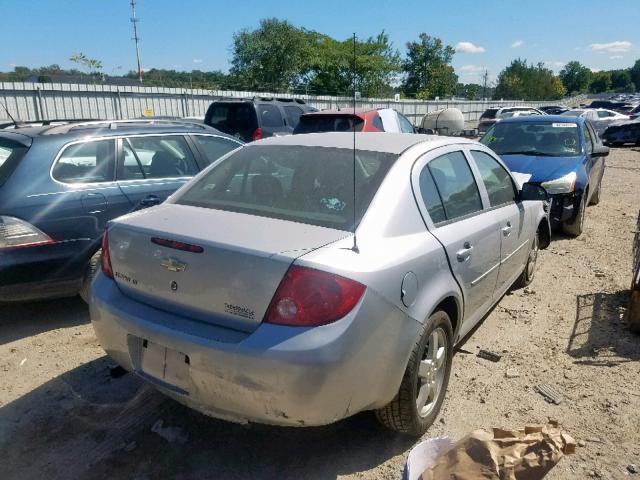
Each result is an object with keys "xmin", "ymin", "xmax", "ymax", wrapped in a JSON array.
[{"xmin": 132, "ymin": 337, "xmax": 191, "ymax": 393}]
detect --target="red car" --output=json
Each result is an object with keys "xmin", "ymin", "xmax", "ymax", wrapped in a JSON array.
[{"xmin": 293, "ymin": 108, "xmax": 417, "ymax": 134}]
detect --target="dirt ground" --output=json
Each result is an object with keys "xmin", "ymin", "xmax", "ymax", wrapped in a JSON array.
[{"xmin": 1, "ymin": 148, "xmax": 639, "ymax": 480}]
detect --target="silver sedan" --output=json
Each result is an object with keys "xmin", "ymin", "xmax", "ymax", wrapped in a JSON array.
[{"xmin": 90, "ymin": 133, "xmax": 550, "ymax": 435}]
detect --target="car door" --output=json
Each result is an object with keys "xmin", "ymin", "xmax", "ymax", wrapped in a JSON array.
[
  {"xmin": 583, "ymin": 122, "xmax": 604, "ymax": 194},
  {"xmin": 413, "ymin": 147, "xmax": 501, "ymax": 331},
  {"xmin": 115, "ymin": 134, "xmax": 199, "ymax": 212},
  {"xmin": 468, "ymin": 148, "xmax": 531, "ymax": 294}
]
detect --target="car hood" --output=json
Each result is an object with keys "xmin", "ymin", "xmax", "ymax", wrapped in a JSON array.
[{"xmin": 499, "ymin": 154, "xmax": 583, "ymax": 183}]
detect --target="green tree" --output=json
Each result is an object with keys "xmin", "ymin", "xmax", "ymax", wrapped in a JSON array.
[
  {"xmin": 589, "ymin": 71, "xmax": 612, "ymax": 93},
  {"xmin": 610, "ymin": 70, "xmax": 634, "ymax": 92},
  {"xmin": 401, "ymin": 33, "xmax": 457, "ymax": 99},
  {"xmin": 69, "ymin": 53, "xmax": 103, "ymax": 83},
  {"xmin": 494, "ymin": 59, "xmax": 566, "ymax": 100},
  {"xmin": 559, "ymin": 61, "xmax": 592, "ymax": 94},
  {"xmin": 630, "ymin": 59, "xmax": 640, "ymax": 92}
]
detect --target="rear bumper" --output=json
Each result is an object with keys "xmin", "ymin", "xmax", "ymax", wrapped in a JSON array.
[
  {"xmin": 0, "ymin": 239, "xmax": 93, "ymax": 301},
  {"xmin": 89, "ymin": 273, "xmax": 420, "ymax": 427}
]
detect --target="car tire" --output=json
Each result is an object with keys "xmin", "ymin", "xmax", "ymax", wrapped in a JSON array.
[
  {"xmin": 589, "ymin": 178, "xmax": 602, "ymax": 206},
  {"xmin": 375, "ymin": 310, "xmax": 453, "ymax": 436},
  {"xmin": 79, "ymin": 249, "xmax": 102, "ymax": 303},
  {"xmin": 562, "ymin": 194, "xmax": 586, "ymax": 237},
  {"xmin": 513, "ymin": 231, "xmax": 539, "ymax": 289}
]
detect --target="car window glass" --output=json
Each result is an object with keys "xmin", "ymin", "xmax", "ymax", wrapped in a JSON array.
[
  {"xmin": 0, "ymin": 138, "xmax": 29, "ymax": 186},
  {"xmin": 52, "ymin": 140, "xmax": 115, "ymax": 183},
  {"xmin": 372, "ymin": 114, "xmax": 384, "ymax": 131},
  {"xmin": 481, "ymin": 121, "xmax": 581, "ymax": 156},
  {"xmin": 428, "ymin": 151, "xmax": 483, "ymax": 220},
  {"xmin": 418, "ymin": 165, "xmax": 446, "ymax": 223},
  {"xmin": 283, "ymin": 106, "xmax": 304, "ymax": 127},
  {"xmin": 207, "ymin": 104, "xmax": 257, "ymax": 135},
  {"xmin": 119, "ymin": 141, "xmax": 145, "ymax": 180},
  {"xmin": 258, "ymin": 104, "xmax": 284, "ymax": 128},
  {"xmin": 193, "ymin": 135, "xmax": 240, "ymax": 165},
  {"xmin": 597, "ymin": 111, "xmax": 609, "ymax": 118},
  {"xmin": 583, "ymin": 124, "xmax": 593, "ymax": 153},
  {"xmin": 470, "ymin": 150, "xmax": 517, "ymax": 206},
  {"xmin": 398, "ymin": 114, "xmax": 415, "ymax": 133},
  {"xmin": 128, "ymin": 136, "xmax": 198, "ymax": 179},
  {"xmin": 176, "ymin": 145, "xmax": 397, "ymax": 231}
]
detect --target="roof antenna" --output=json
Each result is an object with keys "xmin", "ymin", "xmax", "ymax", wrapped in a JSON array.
[
  {"xmin": 0, "ymin": 102, "xmax": 19, "ymax": 128},
  {"xmin": 351, "ymin": 32, "xmax": 359, "ymax": 254}
]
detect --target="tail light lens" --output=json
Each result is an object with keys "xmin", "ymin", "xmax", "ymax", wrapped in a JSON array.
[
  {"xmin": 0, "ymin": 216, "xmax": 54, "ymax": 249},
  {"xmin": 252, "ymin": 127, "xmax": 263, "ymax": 141},
  {"xmin": 264, "ymin": 265, "xmax": 365, "ymax": 327},
  {"xmin": 101, "ymin": 230, "xmax": 114, "ymax": 279}
]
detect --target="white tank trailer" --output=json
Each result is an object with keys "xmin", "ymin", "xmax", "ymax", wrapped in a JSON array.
[{"xmin": 420, "ymin": 108, "xmax": 466, "ymax": 136}]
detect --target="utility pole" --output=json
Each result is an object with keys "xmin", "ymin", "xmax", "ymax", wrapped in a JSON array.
[
  {"xmin": 130, "ymin": 0, "xmax": 143, "ymax": 84},
  {"xmin": 482, "ymin": 69, "xmax": 489, "ymax": 100}
]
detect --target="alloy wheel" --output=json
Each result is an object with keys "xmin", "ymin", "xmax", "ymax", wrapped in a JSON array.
[{"xmin": 416, "ymin": 328, "xmax": 447, "ymax": 418}]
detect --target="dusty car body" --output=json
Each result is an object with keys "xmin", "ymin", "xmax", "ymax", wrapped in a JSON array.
[{"xmin": 90, "ymin": 133, "xmax": 550, "ymax": 435}]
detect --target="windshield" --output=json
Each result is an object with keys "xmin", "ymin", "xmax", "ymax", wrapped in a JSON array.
[
  {"xmin": 176, "ymin": 145, "xmax": 397, "ymax": 230},
  {"xmin": 0, "ymin": 137, "xmax": 29, "ymax": 185},
  {"xmin": 481, "ymin": 121, "xmax": 581, "ymax": 156}
]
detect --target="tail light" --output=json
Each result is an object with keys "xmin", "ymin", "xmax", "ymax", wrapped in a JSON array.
[
  {"xmin": 101, "ymin": 230, "xmax": 114, "ymax": 279},
  {"xmin": 0, "ymin": 216, "xmax": 54, "ymax": 249},
  {"xmin": 264, "ymin": 265, "xmax": 365, "ymax": 327},
  {"xmin": 251, "ymin": 127, "xmax": 263, "ymax": 141}
]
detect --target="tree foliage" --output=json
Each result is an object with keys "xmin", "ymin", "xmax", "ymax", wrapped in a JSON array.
[
  {"xmin": 559, "ymin": 61, "xmax": 592, "ymax": 94},
  {"xmin": 494, "ymin": 59, "xmax": 566, "ymax": 100},
  {"xmin": 401, "ymin": 34, "xmax": 457, "ymax": 99},
  {"xmin": 610, "ymin": 70, "xmax": 635, "ymax": 92},
  {"xmin": 589, "ymin": 71, "xmax": 612, "ymax": 93}
]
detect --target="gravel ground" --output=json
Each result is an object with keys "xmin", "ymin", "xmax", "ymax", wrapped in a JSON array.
[{"xmin": 1, "ymin": 147, "xmax": 639, "ymax": 480}]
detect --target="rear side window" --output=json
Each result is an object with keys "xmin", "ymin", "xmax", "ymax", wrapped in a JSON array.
[
  {"xmin": 283, "ymin": 106, "xmax": 304, "ymax": 127},
  {"xmin": 176, "ymin": 145, "xmax": 397, "ymax": 231},
  {"xmin": 371, "ymin": 114, "xmax": 384, "ymax": 131},
  {"xmin": 258, "ymin": 104, "xmax": 284, "ymax": 128},
  {"xmin": 418, "ymin": 166, "xmax": 447, "ymax": 223},
  {"xmin": 294, "ymin": 115, "xmax": 364, "ymax": 134},
  {"xmin": 193, "ymin": 135, "xmax": 241, "ymax": 165},
  {"xmin": 53, "ymin": 140, "xmax": 115, "ymax": 183},
  {"xmin": 121, "ymin": 136, "xmax": 198, "ymax": 179},
  {"xmin": 206, "ymin": 103, "xmax": 257, "ymax": 133},
  {"xmin": 480, "ymin": 109, "xmax": 498, "ymax": 119},
  {"xmin": 470, "ymin": 150, "xmax": 516, "ymax": 206},
  {"xmin": 398, "ymin": 114, "xmax": 415, "ymax": 133},
  {"xmin": 0, "ymin": 138, "xmax": 29, "ymax": 186},
  {"xmin": 427, "ymin": 151, "xmax": 483, "ymax": 220}
]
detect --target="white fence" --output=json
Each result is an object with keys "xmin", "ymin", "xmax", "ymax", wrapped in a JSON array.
[{"xmin": 0, "ymin": 82, "xmax": 586, "ymax": 125}]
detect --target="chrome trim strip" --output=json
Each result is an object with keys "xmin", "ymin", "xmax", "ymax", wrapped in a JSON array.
[
  {"xmin": 500, "ymin": 240, "xmax": 529, "ymax": 265},
  {"xmin": 471, "ymin": 262, "xmax": 500, "ymax": 286}
]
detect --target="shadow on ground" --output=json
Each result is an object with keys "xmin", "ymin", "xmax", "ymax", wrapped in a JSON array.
[
  {"xmin": 0, "ymin": 296, "xmax": 89, "ymax": 346},
  {"xmin": 567, "ymin": 291, "xmax": 640, "ymax": 366},
  {"xmin": 0, "ymin": 356, "xmax": 414, "ymax": 480}
]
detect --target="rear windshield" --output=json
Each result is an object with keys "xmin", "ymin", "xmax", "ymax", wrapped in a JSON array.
[
  {"xmin": 206, "ymin": 103, "xmax": 257, "ymax": 133},
  {"xmin": 176, "ymin": 145, "xmax": 397, "ymax": 230},
  {"xmin": 481, "ymin": 121, "xmax": 581, "ymax": 156},
  {"xmin": 293, "ymin": 115, "xmax": 364, "ymax": 134},
  {"xmin": 0, "ymin": 137, "xmax": 29, "ymax": 185},
  {"xmin": 480, "ymin": 109, "xmax": 499, "ymax": 120}
]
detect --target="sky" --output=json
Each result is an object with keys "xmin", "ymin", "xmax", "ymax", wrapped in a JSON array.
[{"xmin": 1, "ymin": 0, "xmax": 639, "ymax": 85}]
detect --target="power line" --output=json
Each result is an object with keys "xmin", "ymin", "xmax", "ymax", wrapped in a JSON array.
[{"xmin": 130, "ymin": 0, "xmax": 143, "ymax": 84}]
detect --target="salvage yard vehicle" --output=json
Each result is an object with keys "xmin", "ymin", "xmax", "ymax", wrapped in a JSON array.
[
  {"xmin": 561, "ymin": 108, "xmax": 630, "ymax": 137},
  {"xmin": 481, "ymin": 115, "xmax": 608, "ymax": 237},
  {"xmin": 0, "ymin": 120, "xmax": 242, "ymax": 302},
  {"xmin": 204, "ymin": 97, "xmax": 316, "ymax": 141},
  {"xmin": 477, "ymin": 106, "xmax": 545, "ymax": 134},
  {"xmin": 602, "ymin": 119, "xmax": 640, "ymax": 146},
  {"xmin": 293, "ymin": 108, "xmax": 417, "ymax": 134},
  {"xmin": 90, "ymin": 132, "xmax": 550, "ymax": 435}
]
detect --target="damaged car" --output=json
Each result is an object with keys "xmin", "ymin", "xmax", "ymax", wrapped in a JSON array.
[{"xmin": 90, "ymin": 133, "xmax": 550, "ymax": 435}]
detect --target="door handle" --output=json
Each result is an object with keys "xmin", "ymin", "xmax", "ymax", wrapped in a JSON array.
[
  {"xmin": 139, "ymin": 195, "xmax": 161, "ymax": 208},
  {"xmin": 456, "ymin": 242, "xmax": 473, "ymax": 262},
  {"xmin": 502, "ymin": 222, "xmax": 512, "ymax": 237}
]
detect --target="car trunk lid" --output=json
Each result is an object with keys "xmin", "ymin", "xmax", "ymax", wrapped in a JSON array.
[{"xmin": 107, "ymin": 203, "xmax": 349, "ymax": 332}]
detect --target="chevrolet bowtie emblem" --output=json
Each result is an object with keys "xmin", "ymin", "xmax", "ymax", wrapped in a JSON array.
[{"xmin": 161, "ymin": 257, "xmax": 187, "ymax": 272}]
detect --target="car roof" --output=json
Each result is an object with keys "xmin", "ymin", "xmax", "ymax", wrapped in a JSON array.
[
  {"xmin": 3, "ymin": 120, "xmax": 235, "ymax": 142},
  {"xmin": 498, "ymin": 114, "xmax": 583, "ymax": 125},
  {"xmin": 250, "ymin": 132, "xmax": 474, "ymax": 154},
  {"xmin": 301, "ymin": 108, "xmax": 377, "ymax": 116}
]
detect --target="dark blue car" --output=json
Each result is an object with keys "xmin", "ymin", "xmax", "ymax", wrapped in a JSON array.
[
  {"xmin": 0, "ymin": 120, "xmax": 242, "ymax": 302},
  {"xmin": 481, "ymin": 115, "xmax": 609, "ymax": 237}
]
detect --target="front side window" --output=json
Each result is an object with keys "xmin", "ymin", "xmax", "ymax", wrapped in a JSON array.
[
  {"xmin": 481, "ymin": 121, "xmax": 581, "ymax": 156},
  {"xmin": 398, "ymin": 114, "xmax": 415, "ymax": 133},
  {"xmin": 583, "ymin": 124, "xmax": 594, "ymax": 154},
  {"xmin": 52, "ymin": 139, "xmax": 115, "ymax": 183},
  {"xmin": 124, "ymin": 135, "xmax": 199, "ymax": 179},
  {"xmin": 193, "ymin": 135, "xmax": 241, "ymax": 165},
  {"xmin": 176, "ymin": 145, "xmax": 397, "ymax": 231},
  {"xmin": 470, "ymin": 150, "xmax": 517, "ymax": 206},
  {"xmin": 427, "ymin": 151, "xmax": 483, "ymax": 220},
  {"xmin": 258, "ymin": 104, "xmax": 284, "ymax": 128}
]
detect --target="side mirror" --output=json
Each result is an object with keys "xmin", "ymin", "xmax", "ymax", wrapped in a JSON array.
[
  {"xmin": 592, "ymin": 145, "xmax": 610, "ymax": 157},
  {"xmin": 519, "ymin": 182, "xmax": 549, "ymax": 202}
]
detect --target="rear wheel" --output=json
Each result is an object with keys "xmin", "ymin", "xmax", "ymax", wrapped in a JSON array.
[
  {"xmin": 513, "ymin": 231, "xmax": 539, "ymax": 289},
  {"xmin": 375, "ymin": 311, "xmax": 453, "ymax": 436},
  {"xmin": 562, "ymin": 194, "xmax": 586, "ymax": 237},
  {"xmin": 79, "ymin": 250, "xmax": 102, "ymax": 303}
]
